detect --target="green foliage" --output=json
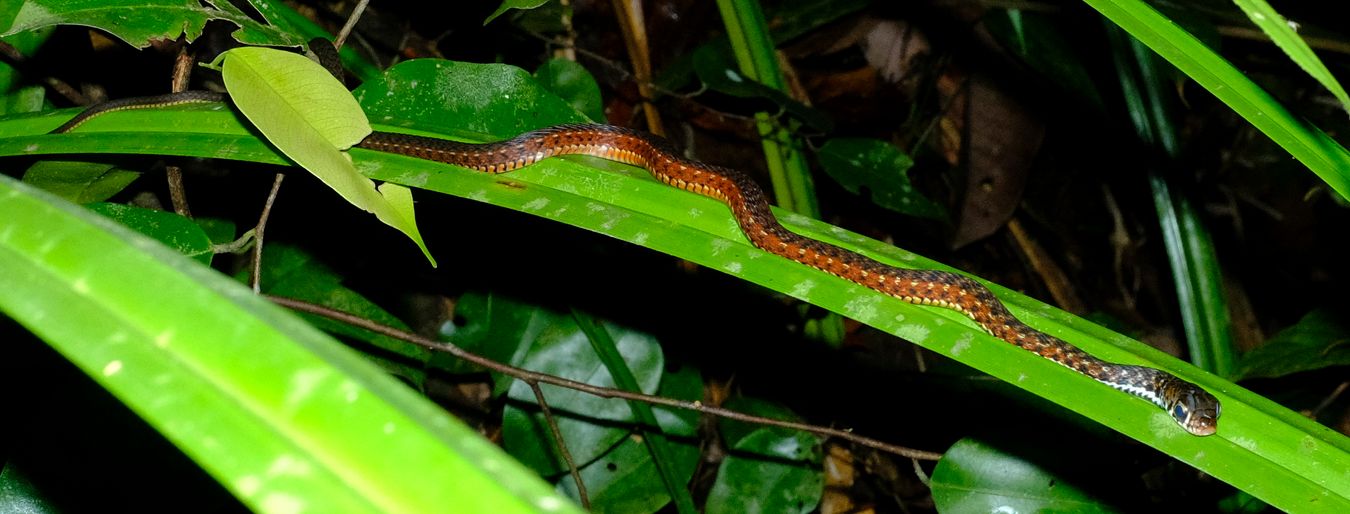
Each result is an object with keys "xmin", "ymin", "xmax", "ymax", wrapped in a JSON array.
[
  {"xmin": 1082, "ymin": 0, "xmax": 1350, "ymax": 201},
  {"xmin": 688, "ymin": 43, "xmax": 832, "ymax": 132},
  {"xmin": 355, "ymin": 59, "xmax": 589, "ymax": 138},
  {"xmin": 455, "ymin": 291, "xmax": 707, "ymax": 513},
  {"xmin": 534, "ymin": 58, "xmax": 607, "ymax": 123},
  {"xmin": 706, "ymin": 398, "xmax": 823, "ymax": 514},
  {"xmin": 21, "ymin": 160, "xmax": 140, "ymax": 204},
  {"xmin": 0, "ymin": 0, "xmax": 303, "ymax": 48},
  {"xmin": 217, "ymin": 46, "xmax": 435, "ymax": 266},
  {"xmin": 932, "ymin": 438, "xmax": 1122, "ymax": 513},
  {"xmin": 3, "ymin": 91, "xmax": 1348, "ymax": 513},
  {"xmin": 485, "ymin": 0, "xmax": 551, "ymax": 26},
  {"xmin": 0, "ymin": 175, "xmax": 583, "ymax": 513},
  {"xmin": 1230, "ymin": 0, "xmax": 1350, "ymax": 113},
  {"xmin": 2, "ymin": 0, "xmax": 1350, "ymax": 512},
  {"xmin": 816, "ymin": 138, "xmax": 944, "ymax": 219},
  {"xmin": 1239, "ymin": 309, "xmax": 1350, "ymax": 380},
  {"xmin": 87, "ymin": 202, "xmax": 214, "ymax": 264},
  {"xmin": 1106, "ymin": 26, "xmax": 1237, "ymax": 378}
]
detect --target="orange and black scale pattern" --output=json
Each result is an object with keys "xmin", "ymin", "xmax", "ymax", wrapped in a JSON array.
[{"xmin": 360, "ymin": 124, "xmax": 1221, "ymax": 436}]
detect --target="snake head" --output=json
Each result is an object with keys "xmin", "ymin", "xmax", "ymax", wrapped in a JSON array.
[{"xmin": 1167, "ymin": 387, "xmax": 1221, "ymax": 436}]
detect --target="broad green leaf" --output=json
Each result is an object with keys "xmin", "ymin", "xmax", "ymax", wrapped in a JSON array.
[
  {"xmin": 485, "ymin": 0, "xmax": 551, "ymax": 25},
  {"xmin": 816, "ymin": 138, "xmax": 944, "ymax": 219},
  {"xmin": 355, "ymin": 59, "xmax": 589, "ymax": 139},
  {"xmin": 555, "ymin": 433, "xmax": 701, "ymax": 514},
  {"xmin": 376, "ymin": 181, "xmax": 424, "ymax": 253},
  {"xmin": 553, "ymin": 364, "xmax": 703, "ymax": 513},
  {"xmin": 0, "ymin": 0, "xmax": 301, "ymax": 48},
  {"xmin": 704, "ymin": 430, "xmax": 822, "ymax": 514},
  {"xmin": 0, "ymin": 175, "xmax": 583, "ymax": 513},
  {"xmin": 1230, "ymin": 0, "xmax": 1350, "ymax": 113},
  {"xmin": 707, "ymin": 398, "xmax": 822, "ymax": 514},
  {"xmin": 21, "ymin": 160, "xmax": 140, "ymax": 204},
  {"xmin": 572, "ymin": 309, "xmax": 698, "ymax": 513},
  {"xmin": 217, "ymin": 46, "xmax": 370, "ymax": 149},
  {"xmin": 0, "ymin": 26, "xmax": 48, "ymax": 116},
  {"xmin": 534, "ymin": 58, "xmax": 606, "ymax": 123},
  {"xmin": 1239, "ymin": 309, "xmax": 1350, "ymax": 380},
  {"xmin": 87, "ymin": 202, "xmax": 213, "ymax": 265},
  {"xmin": 218, "ymin": 46, "xmax": 435, "ymax": 266},
  {"xmin": 446, "ymin": 291, "xmax": 550, "ymax": 378},
  {"xmin": 931, "ymin": 438, "xmax": 1123, "ymax": 513},
  {"xmin": 498, "ymin": 304, "xmax": 666, "ymax": 475}
]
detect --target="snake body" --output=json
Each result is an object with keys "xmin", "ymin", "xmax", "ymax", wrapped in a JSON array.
[
  {"xmin": 361, "ymin": 126, "xmax": 1220, "ymax": 436},
  {"xmin": 55, "ymin": 95, "xmax": 1220, "ymax": 436}
]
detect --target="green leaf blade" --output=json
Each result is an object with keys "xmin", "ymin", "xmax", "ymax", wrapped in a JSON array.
[
  {"xmin": 1084, "ymin": 0, "xmax": 1350, "ymax": 201},
  {"xmin": 1230, "ymin": 0, "xmax": 1350, "ymax": 113},
  {"xmin": 0, "ymin": 175, "xmax": 583, "ymax": 514}
]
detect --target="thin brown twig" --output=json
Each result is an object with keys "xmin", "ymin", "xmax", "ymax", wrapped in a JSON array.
[
  {"xmin": 0, "ymin": 40, "xmax": 87, "ymax": 105},
  {"xmin": 609, "ymin": 0, "xmax": 662, "ymax": 132},
  {"xmin": 520, "ymin": 30, "xmax": 718, "ymax": 102},
  {"xmin": 527, "ymin": 382, "xmax": 590, "ymax": 509},
  {"xmin": 1310, "ymin": 381, "xmax": 1348, "ymax": 419},
  {"xmin": 265, "ymin": 295, "xmax": 946, "ymax": 461},
  {"xmin": 1007, "ymin": 217, "xmax": 1085, "ymax": 314},
  {"xmin": 165, "ymin": 45, "xmax": 195, "ymax": 218},
  {"xmin": 251, "ymin": 174, "xmax": 286, "ymax": 293},
  {"xmin": 521, "ymin": 29, "xmax": 777, "ymax": 128},
  {"xmin": 555, "ymin": 0, "xmax": 578, "ymax": 61},
  {"xmin": 524, "ymin": 29, "xmax": 771, "ymax": 131},
  {"xmin": 334, "ymin": 0, "xmax": 371, "ymax": 50}
]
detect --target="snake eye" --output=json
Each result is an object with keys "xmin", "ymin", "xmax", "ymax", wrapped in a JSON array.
[{"xmin": 1172, "ymin": 404, "xmax": 1187, "ymax": 421}]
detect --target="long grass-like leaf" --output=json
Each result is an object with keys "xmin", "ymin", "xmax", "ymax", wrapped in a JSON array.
[
  {"xmin": 715, "ymin": 0, "xmax": 844, "ymax": 344},
  {"xmin": 1, "ymin": 106, "xmax": 1346, "ymax": 512},
  {"xmin": 1108, "ymin": 28, "xmax": 1237, "ymax": 377},
  {"xmin": 1085, "ymin": 0, "xmax": 1350, "ymax": 201},
  {"xmin": 0, "ymin": 173, "xmax": 582, "ymax": 513},
  {"xmin": 1229, "ymin": 0, "xmax": 1350, "ymax": 113}
]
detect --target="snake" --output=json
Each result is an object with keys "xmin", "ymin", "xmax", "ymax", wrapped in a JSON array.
[{"xmin": 53, "ymin": 91, "xmax": 1221, "ymax": 436}]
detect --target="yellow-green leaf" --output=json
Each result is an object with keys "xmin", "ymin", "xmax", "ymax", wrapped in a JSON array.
[{"xmin": 217, "ymin": 47, "xmax": 435, "ymax": 266}]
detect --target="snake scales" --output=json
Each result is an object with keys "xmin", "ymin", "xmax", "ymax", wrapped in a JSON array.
[{"xmin": 55, "ymin": 92, "xmax": 1221, "ymax": 436}]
